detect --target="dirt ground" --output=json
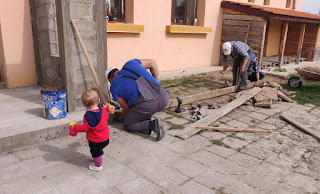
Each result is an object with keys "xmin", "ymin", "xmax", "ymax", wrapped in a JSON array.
[{"xmin": 160, "ymin": 70, "xmax": 285, "ymax": 100}]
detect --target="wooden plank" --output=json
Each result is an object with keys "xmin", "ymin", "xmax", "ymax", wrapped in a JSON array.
[
  {"xmin": 280, "ymin": 114, "xmax": 320, "ymax": 141},
  {"xmin": 173, "ymin": 87, "xmax": 262, "ymax": 139},
  {"xmin": 223, "ymin": 25, "xmax": 249, "ymax": 33},
  {"xmin": 165, "ymin": 86, "xmax": 237, "ymax": 109},
  {"xmin": 278, "ymin": 21, "xmax": 289, "ymax": 67},
  {"xmin": 223, "ymin": 14, "xmax": 265, "ymax": 22},
  {"xmin": 247, "ymin": 39, "xmax": 263, "ymax": 45},
  {"xmin": 250, "ymin": 21, "xmax": 266, "ymax": 28},
  {"xmin": 223, "ymin": 20, "xmax": 252, "ymax": 26},
  {"xmin": 296, "ymin": 23, "xmax": 306, "ymax": 64},
  {"xmin": 245, "ymin": 21, "xmax": 251, "ymax": 43},
  {"xmin": 223, "ymin": 8, "xmax": 246, "ymax": 15},
  {"xmin": 197, "ymin": 126, "xmax": 270, "ymax": 133}
]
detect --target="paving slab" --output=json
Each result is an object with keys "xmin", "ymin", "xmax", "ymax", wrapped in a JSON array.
[{"xmin": 1, "ymin": 81, "xmax": 320, "ymax": 193}]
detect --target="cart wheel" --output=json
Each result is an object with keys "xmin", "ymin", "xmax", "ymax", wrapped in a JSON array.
[{"xmin": 288, "ymin": 76, "xmax": 302, "ymax": 88}]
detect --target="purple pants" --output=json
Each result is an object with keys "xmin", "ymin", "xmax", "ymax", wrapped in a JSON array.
[{"xmin": 123, "ymin": 77, "xmax": 170, "ymax": 135}]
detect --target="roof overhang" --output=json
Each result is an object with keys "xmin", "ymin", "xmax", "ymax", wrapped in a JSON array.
[{"xmin": 221, "ymin": 1, "xmax": 320, "ymax": 24}]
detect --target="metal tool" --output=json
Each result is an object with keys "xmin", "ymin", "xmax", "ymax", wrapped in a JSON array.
[{"xmin": 175, "ymin": 97, "xmax": 182, "ymax": 113}]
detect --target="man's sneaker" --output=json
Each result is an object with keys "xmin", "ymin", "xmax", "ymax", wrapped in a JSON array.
[
  {"xmin": 149, "ymin": 118, "xmax": 165, "ymax": 141},
  {"xmin": 89, "ymin": 164, "xmax": 102, "ymax": 172}
]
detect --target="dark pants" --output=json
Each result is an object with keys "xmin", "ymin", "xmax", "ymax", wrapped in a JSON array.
[
  {"xmin": 248, "ymin": 72, "xmax": 265, "ymax": 82},
  {"xmin": 123, "ymin": 77, "xmax": 170, "ymax": 135},
  {"xmin": 232, "ymin": 51, "xmax": 253, "ymax": 88},
  {"xmin": 89, "ymin": 139, "xmax": 109, "ymax": 158}
]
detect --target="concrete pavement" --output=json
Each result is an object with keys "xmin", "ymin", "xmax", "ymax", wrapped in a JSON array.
[{"xmin": 1, "ymin": 101, "xmax": 319, "ymax": 193}]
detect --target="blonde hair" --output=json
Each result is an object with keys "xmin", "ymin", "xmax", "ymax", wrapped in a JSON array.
[{"xmin": 81, "ymin": 89, "xmax": 100, "ymax": 108}]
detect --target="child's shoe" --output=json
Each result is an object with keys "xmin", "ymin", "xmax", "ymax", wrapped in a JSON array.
[{"xmin": 89, "ymin": 164, "xmax": 102, "ymax": 172}]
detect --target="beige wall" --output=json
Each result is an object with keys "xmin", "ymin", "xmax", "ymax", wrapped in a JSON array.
[
  {"xmin": 107, "ymin": 0, "xmax": 304, "ymax": 71},
  {"xmin": 107, "ymin": 0, "xmax": 223, "ymax": 71},
  {"xmin": 265, "ymin": 20, "xmax": 282, "ymax": 56},
  {"xmin": 0, "ymin": 0, "xmax": 37, "ymax": 88}
]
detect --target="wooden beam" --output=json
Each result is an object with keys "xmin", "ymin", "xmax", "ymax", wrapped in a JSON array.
[
  {"xmin": 281, "ymin": 114, "xmax": 320, "ymax": 141},
  {"xmin": 165, "ymin": 82, "xmax": 258, "ymax": 109},
  {"xmin": 260, "ymin": 20, "xmax": 267, "ymax": 69},
  {"xmin": 173, "ymin": 87, "xmax": 262, "ymax": 139},
  {"xmin": 197, "ymin": 126, "xmax": 271, "ymax": 133},
  {"xmin": 278, "ymin": 21, "xmax": 289, "ymax": 67},
  {"xmin": 165, "ymin": 86, "xmax": 237, "ymax": 109},
  {"xmin": 296, "ymin": 23, "xmax": 306, "ymax": 64}
]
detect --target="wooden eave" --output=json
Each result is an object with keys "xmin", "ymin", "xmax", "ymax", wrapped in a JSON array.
[{"xmin": 221, "ymin": 1, "xmax": 320, "ymax": 24}]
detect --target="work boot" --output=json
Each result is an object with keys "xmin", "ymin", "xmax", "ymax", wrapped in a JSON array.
[
  {"xmin": 238, "ymin": 86, "xmax": 247, "ymax": 91},
  {"xmin": 149, "ymin": 118, "xmax": 165, "ymax": 141}
]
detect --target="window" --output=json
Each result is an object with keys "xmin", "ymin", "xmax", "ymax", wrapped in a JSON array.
[
  {"xmin": 286, "ymin": 0, "xmax": 292, "ymax": 8},
  {"xmin": 171, "ymin": 0, "xmax": 198, "ymax": 26},
  {"xmin": 106, "ymin": 0, "xmax": 125, "ymax": 22},
  {"xmin": 264, "ymin": 0, "xmax": 270, "ymax": 5},
  {"xmin": 248, "ymin": 0, "xmax": 255, "ymax": 3}
]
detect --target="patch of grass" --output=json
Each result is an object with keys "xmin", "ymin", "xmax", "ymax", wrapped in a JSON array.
[
  {"xmin": 186, "ymin": 119, "xmax": 196, "ymax": 123},
  {"xmin": 7, "ymin": 150, "xmax": 13, "ymax": 154},
  {"xmin": 274, "ymin": 68, "xmax": 287, "ymax": 72},
  {"xmin": 163, "ymin": 84, "xmax": 179, "ymax": 89},
  {"xmin": 281, "ymin": 81, "xmax": 320, "ymax": 107},
  {"xmin": 289, "ymin": 72, "xmax": 300, "ymax": 77},
  {"xmin": 216, "ymin": 187, "xmax": 227, "ymax": 194},
  {"xmin": 219, "ymin": 121, "xmax": 227, "ymax": 125},
  {"xmin": 168, "ymin": 124, "xmax": 184, "ymax": 130},
  {"xmin": 196, "ymin": 130, "xmax": 203, "ymax": 135},
  {"xmin": 212, "ymin": 139, "xmax": 224, "ymax": 146},
  {"xmin": 166, "ymin": 111, "xmax": 185, "ymax": 119}
]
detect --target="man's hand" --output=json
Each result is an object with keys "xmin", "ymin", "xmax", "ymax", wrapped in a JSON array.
[
  {"xmin": 116, "ymin": 97, "xmax": 129, "ymax": 122},
  {"xmin": 222, "ymin": 61, "xmax": 228, "ymax": 71},
  {"xmin": 241, "ymin": 60, "xmax": 248, "ymax": 72},
  {"xmin": 254, "ymin": 81, "xmax": 259, "ymax": 87},
  {"xmin": 223, "ymin": 65, "xmax": 228, "ymax": 71}
]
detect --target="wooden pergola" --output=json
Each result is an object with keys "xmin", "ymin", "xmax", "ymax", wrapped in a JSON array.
[{"xmin": 221, "ymin": 1, "xmax": 320, "ymax": 68}]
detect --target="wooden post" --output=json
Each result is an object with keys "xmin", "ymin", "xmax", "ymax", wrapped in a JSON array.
[
  {"xmin": 278, "ymin": 21, "xmax": 289, "ymax": 68},
  {"xmin": 296, "ymin": 23, "xmax": 306, "ymax": 64},
  {"xmin": 260, "ymin": 20, "xmax": 267, "ymax": 69}
]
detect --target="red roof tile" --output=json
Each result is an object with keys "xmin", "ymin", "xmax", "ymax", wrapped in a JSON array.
[{"xmin": 222, "ymin": 1, "xmax": 320, "ymax": 23}]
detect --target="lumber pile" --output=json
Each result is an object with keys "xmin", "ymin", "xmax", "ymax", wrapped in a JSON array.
[
  {"xmin": 173, "ymin": 87, "xmax": 263, "ymax": 139},
  {"xmin": 238, "ymin": 82, "xmax": 296, "ymax": 108}
]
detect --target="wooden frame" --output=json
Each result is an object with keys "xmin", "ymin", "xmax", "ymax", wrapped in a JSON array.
[
  {"xmin": 172, "ymin": 0, "xmax": 197, "ymax": 25},
  {"xmin": 107, "ymin": 0, "xmax": 125, "ymax": 23}
]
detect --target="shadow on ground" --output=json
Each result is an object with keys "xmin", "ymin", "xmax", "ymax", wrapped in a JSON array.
[{"xmin": 39, "ymin": 142, "xmax": 92, "ymax": 168}]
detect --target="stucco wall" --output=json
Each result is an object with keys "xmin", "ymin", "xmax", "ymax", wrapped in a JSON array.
[
  {"xmin": 107, "ymin": 0, "xmax": 223, "ymax": 71},
  {"xmin": 107, "ymin": 0, "xmax": 303, "ymax": 72},
  {"xmin": 0, "ymin": 0, "xmax": 37, "ymax": 88}
]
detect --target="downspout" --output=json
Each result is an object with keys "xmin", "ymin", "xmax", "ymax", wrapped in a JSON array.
[
  {"xmin": 193, "ymin": 0, "xmax": 197, "ymax": 26},
  {"xmin": 292, "ymin": 0, "xmax": 296, "ymax": 10}
]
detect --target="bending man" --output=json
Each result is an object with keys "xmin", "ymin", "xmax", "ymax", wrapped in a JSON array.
[
  {"xmin": 221, "ymin": 41, "xmax": 253, "ymax": 90},
  {"xmin": 106, "ymin": 59, "xmax": 170, "ymax": 141}
]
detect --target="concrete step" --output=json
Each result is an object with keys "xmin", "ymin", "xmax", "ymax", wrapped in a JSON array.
[
  {"xmin": 0, "ymin": 85, "xmax": 120, "ymax": 153},
  {"xmin": 0, "ymin": 111, "xmax": 119, "ymax": 153}
]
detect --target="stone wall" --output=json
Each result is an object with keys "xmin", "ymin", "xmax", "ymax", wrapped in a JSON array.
[
  {"xmin": 31, "ymin": 0, "xmax": 107, "ymax": 112},
  {"xmin": 31, "ymin": 0, "xmax": 62, "ymax": 87}
]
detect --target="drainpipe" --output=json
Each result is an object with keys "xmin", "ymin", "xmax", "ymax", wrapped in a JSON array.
[
  {"xmin": 292, "ymin": 0, "xmax": 296, "ymax": 10},
  {"xmin": 193, "ymin": 0, "xmax": 197, "ymax": 26}
]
